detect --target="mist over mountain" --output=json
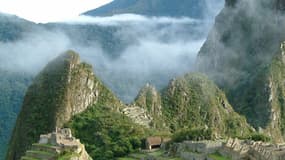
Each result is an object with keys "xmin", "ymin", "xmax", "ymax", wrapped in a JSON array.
[
  {"xmin": 7, "ymin": 0, "xmax": 285, "ymax": 159},
  {"xmin": 0, "ymin": 13, "xmax": 220, "ymax": 102},
  {"xmin": 83, "ymin": 0, "xmax": 223, "ymax": 20},
  {"xmin": 197, "ymin": 0, "xmax": 285, "ymax": 141},
  {"xmin": 0, "ymin": 1, "xmax": 224, "ymax": 159}
]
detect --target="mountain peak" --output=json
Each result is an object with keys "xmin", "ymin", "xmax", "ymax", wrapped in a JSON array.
[
  {"xmin": 83, "ymin": 0, "xmax": 211, "ymax": 19},
  {"xmin": 6, "ymin": 50, "xmax": 122, "ymax": 160}
]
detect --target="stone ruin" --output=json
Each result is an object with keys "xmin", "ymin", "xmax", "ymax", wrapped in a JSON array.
[
  {"xmin": 39, "ymin": 128, "xmax": 82, "ymax": 153},
  {"xmin": 169, "ymin": 138, "xmax": 285, "ymax": 160},
  {"xmin": 169, "ymin": 140, "xmax": 224, "ymax": 160},
  {"xmin": 122, "ymin": 106, "xmax": 152, "ymax": 127},
  {"xmin": 221, "ymin": 138, "xmax": 285, "ymax": 160},
  {"xmin": 21, "ymin": 128, "xmax": 92, "ymax": 160}
]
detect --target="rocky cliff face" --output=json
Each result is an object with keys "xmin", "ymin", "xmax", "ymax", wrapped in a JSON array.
[
  {"xmin": 6, "ymin": 50, "xmax": 123, "ymax": 160},
  {"xmin": 161, "ymin": 73, "xmax": 253, "ymax": 138},
  {"xmin": 120, "ymin": 84, "xmax": 165, "ymax": 129},
  {"xmin": 196, "ymin": 0, "xmax": 285, "ymax": 142},
  {"xmin": 134, "ymin": 83, "xmax": 162, "ymax": 117},
  {"xmin": 242, "ymin": 44, "xmax": 285, "ymax": 142},
  {"xmin": 130, "ymin": 83, "xmax": 165, "ymax": 129},
  {"xmin": 125, "ymin": 73, "xmax": 253, "ymax": 138}
]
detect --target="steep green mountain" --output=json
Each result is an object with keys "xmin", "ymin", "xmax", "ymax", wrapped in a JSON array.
[
  {"xmin": 161, "ymin": 73, "xmax": 253, "ymax": 138},
  {"xmin": 124, "ymin": 73, "xmax": 253, "ymax": 138},
  {"xmin": 132, "ymin": 84, "xmax": 165, "ymax": 129},
  {"xmin": 196, "ymin": 0, "xmax": 285, "ymax": 142},
  {"xmin": 0, "ymin": 14, "xmax": 41, "ymax": 160},
  {"xmin": 83, "ymin": 0, "xmax": 216, "ymax": 19},
  {"xmin": 7, "ymin": 50, "xmax": 256, "ymax": 160},
  {"xmin": 6, "ymin": 50, "xmax": 125, "ymax": 160},
  {"xmin": 0, "ymin": 70, "xmax": 32, "ymax": 160},
  {"xmin": 232, "ymin": 50, "xmax": 285, "ymax": 142}
]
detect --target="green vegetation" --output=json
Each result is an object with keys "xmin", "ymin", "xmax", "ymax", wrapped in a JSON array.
[
  {"xmin": 162, "ymin": 73, "xmax": 253, "ymax": 138},
  {"xmin": 58, "ymin": 151, "xmax": 80, "ymax": 160},
  {"xmin": 268, "ymin": 56, "xmax": 285, "ymax": 140},
  {"xmin": 0, "ymin": 69, "xmax": 31, "ymax": 160},
  {"xmin": 246, "ymin": 133, "xmax": 271, "ymax": 142},
  {"xmin": 118, "ymin": 150, "xmax": 182, "ymax": 160},
  {"xmin": 0, "ymin": 14, "xmax": 37, "ymax": 42},
  {"xmin": 197, "ymin": 0, "xmax": 285, "ymax": 142},
  {"xmin": 6, "ymin": 52, "xmax": 76, "ymax": 160},
  {"xmin": 66, "ymin": 105, "xmax": 149, "ymax": 160},
  {"xmin": 172, "ymin": 128, "xmax": 212, "ymax": 142},
  {"xmin": 6, "ymin": 53, "xmax": 259, "ymax": 160},
  {"xmin": 6, "ymin": 51, "xmax": 120, "ymax": 160},
  {"xmin": 208, "ymin": 152, "xmax": 231, "ymax": 160},
  {"xmin": 133, "ymin": 84, "xmax": 166, "ymax": 130}
]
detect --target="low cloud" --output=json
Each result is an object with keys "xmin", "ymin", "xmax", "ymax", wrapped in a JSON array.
[
  {"xmin": 0, "ymin": 11, "xmax": 222, "ymax": 102},
  {"xmin": 0, "ymin": 30, "xmax": 70, "ymax": 73},
  {"xmin": 61, "ymin": 14, "xmax": 200, "ymax": 26}
]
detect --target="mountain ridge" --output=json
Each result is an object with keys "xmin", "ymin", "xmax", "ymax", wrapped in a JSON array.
[
  {"xmin": 83, "ymin": 0, "xmax": 222, "ymax": 19},
  {"xmin": 7, "ymin": 50, "xmax": 254, "ymax": 160}
]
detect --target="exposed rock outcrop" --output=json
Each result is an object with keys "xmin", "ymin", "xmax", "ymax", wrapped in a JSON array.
[
  {"xmin": 6, "ymin": 50, "xmax": 123, "ymax": 160},
  {"xmin": 221, "ymin": 138, "xmax": 285, "ymax": 160},
  {"xmin": 135, "ymin": 84, "xmax": 162, "ymax": 118},
  {"xmin": 130, "ymin": 83, "xmax": 165, "ymax": 129}
]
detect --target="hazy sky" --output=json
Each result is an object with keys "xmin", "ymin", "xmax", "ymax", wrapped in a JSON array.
[{"xmin": 0, "ymin": 0, "xmax": 113, "ymax": 23}]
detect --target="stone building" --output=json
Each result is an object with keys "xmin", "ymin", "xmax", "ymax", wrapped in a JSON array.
[
  {"xmin": 39, "ymin": 128, "xmax": 73, "ymax": 145},
  {"xmin": 145, "ymin": 137, "xmax": 171, "ymax": 150},
  {"xmin": 21, "ymin": 128, "xmax": 92, "ymax": 160},
  {"xmin": 146, "ymin": 137, "xmax": 162, "ymax": 150}
]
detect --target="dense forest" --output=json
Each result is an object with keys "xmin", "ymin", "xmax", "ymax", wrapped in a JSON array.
[{"xmin": 0, "ymin": 69, "xmax": 32, "ymax": 158}]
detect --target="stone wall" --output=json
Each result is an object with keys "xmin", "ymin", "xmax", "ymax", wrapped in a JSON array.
[
  {"xmin": 169, "ymin": 138, "xmax": 285, "ymax": 160},
  {"xmin": 221, "ymin": 138, "xmax": 285, "ymax": 160},
  {"xmin": 169, "ymin": 140, "xmax": 224, "ymax": 159}
]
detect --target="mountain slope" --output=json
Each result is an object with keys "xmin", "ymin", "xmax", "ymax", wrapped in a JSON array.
[
  {"xmin": 0, "ymin": 70, "xmax": 31, "ymax": 160},
  {"xmin": 131, "ymin": 84, "xmax": 165, "ymax": 129},
  {"xmin": 83, "ymin": 0, "xmax": 216, "ymax": 19},
  {"xmin": 0, "ymin": 13, "xmax": 39, "ymax": 42},
  {"xmin": 0, "ymin": 14, "xmax": 44, "ymax": 160},
  {"xmin": 7, "ymin": 51, "xmax": 257, "ymax": 160},
  {"xmin": 161, "ymin": 73, "xmax": 253, "ymax": 138},
  {"xmin": 196, "ymin": 0, "xmax": 285, "ymax": 142},
  {"xmin": 6, "ymin": 50, "xmax": 124, "ymax": 160}
]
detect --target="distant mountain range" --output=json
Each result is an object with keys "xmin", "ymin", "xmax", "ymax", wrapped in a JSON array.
[{"xmin": 83, "ymin": 0, "xmax": 222, "ymax": 19}]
